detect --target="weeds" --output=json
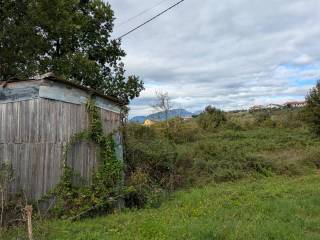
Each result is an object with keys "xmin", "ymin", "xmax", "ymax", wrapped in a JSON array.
[{"xmin": 123, "ymin": 109, "xmax": 320, "ymax": 207}]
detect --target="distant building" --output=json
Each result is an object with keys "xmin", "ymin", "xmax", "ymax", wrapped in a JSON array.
[
  {"xmin": 285, "ymin": 101, "xmax": 306, "ymax": 108},
  {"xmin": 249, "ymin": 101, "xmax": 306, "ymax": 112},
  {"xmin": 143, "ymin": 119, "xmax": 158, "ymax": 126},
  {"xmin": 249, "ymin": 105, "xmax": 264, "ymax": 112},
  {"xmin": 182, "ymin": 116, "xmax": 193, "ymax": 121},
  {"xmin": 265, "ymin": 104, "xmax": 282, "ymax": 109}
]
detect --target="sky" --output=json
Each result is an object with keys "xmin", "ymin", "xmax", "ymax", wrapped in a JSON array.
[{"xmin": 107, "ymin": 0, "xmax": 320, "ymax": 117}]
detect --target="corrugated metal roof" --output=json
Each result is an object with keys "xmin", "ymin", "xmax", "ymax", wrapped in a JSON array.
[{"xmin": 1, "ymin": 72, "xmax": 124, "ymax": 106}]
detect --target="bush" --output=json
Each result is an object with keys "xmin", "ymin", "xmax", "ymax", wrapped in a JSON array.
[
  {"xmin": 197, "ymin": 106, "xmax": 227, "ymax": 130},
  {"xmin": 123, "ymin": 110, "xmax": 320, "ymax": 209},
  {"xmin": 124, "ymin": 124, "xmax": 179, "ymax": 207},
  {"xmin": 253, "ymin": 147, "xmax": 320, "ymax": 176},
  {"xmin": 124, "ymin": 168, "xmax": 156, "ymax": 208},
  {"xmin": 271, "ymin": 109, "xmax": 305, "ymax": 129},
  {"xmin": 177, "ymin": 140, "xmax": 273, "ymax": 184},
  {"xmin": 305, "ymin": 80, "xmax": 320, "ymax": 136},
  {"xmin": 166, "ymin": 118, "xmax": 202, "ymax": 144},
  {"xmin": 228, "ymin": 113, "xmax": 257, "ymax": 130},
  {"xmin": 223, "ymin": 121, "xmax": 243, "ymax": 131}
]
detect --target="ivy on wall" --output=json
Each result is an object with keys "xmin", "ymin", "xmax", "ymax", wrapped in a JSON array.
[{"xmin": 51, "ymin": 97, "xmax": 123, "ymax": 219}]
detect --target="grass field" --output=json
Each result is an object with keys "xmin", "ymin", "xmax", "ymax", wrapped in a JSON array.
[
  {"xmin": 3, "ymin": 174, "xmax": 320, "ymax": 240},
  {"xmin": 2, "ymin": 110, "xmax": 320, "ymax": 239},
  {"xmin": 126, "ymin": 123, "xmax": 320, "ymax": 190}
]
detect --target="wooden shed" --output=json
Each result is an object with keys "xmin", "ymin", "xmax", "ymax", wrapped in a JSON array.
[{"xmin": 0, "ymin": 73, "xmax": 123, "ymax": 200}]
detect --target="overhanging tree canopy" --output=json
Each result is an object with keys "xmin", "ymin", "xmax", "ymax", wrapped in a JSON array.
[{"xmin": 0, "ymin": 0, "xmax": 144, "ymax": 104}]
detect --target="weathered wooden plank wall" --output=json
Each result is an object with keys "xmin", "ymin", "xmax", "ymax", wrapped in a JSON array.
[{"xmin": 0, "ymin": 98, "xmax": 121, "ymax": 200}]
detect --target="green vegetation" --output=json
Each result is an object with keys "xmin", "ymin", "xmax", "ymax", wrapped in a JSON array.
[
  {"xmin": 0, "ymin": 0, "xmax": 144, "ymax": 103},
  {"xmin": 124, "ymin": 108, "xmax": 320, "ymax": 206},
  {"xmin": 49, "ymin": 98, "xmax": 123, "ymax": 219},
  {"xmin": 3, "ymin": 174, "xmax": 320, "ymax": 239},
  {"xmin": 1, "ymin": 1, "xmax": 320, "ymax": 238},
  {"xmin": 198, "ymin": 105, "xmax": 227, "ymax": 130},
  {"xmin": 305, "ymin": 80, "xmax": 320, "ymax": 136},
  {"xmin": 2, "ymin": 106, "xmax": 320, "ymax": 238}
]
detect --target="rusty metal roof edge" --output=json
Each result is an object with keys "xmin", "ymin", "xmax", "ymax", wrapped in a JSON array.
[{"xmin": 2, "ymin": 72, "xmax": 125, "ymax": 106}]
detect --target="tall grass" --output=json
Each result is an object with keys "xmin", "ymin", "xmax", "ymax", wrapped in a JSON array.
[
  {"xmin": 2, "ymin": 108, "xmax": 320, "ymax": 239},
  {"xmin": 123, "ymin": 109, "xmax": 320, "ymax": 207}
]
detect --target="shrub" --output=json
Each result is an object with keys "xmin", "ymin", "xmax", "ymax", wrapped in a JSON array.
[
  {"xmin": 166, "ymin": 118, "xmax": 202, "ymax": 144},
  {"xmin": 229, "ymin": 113, "xmax": 257, "ymax": 130},
  {"xmin": 177, "ymin": 141, "xmax": 274, "ymax": 183},
  {"xmin": 124, "ymin": 168, "xmax": 151, "ymax": 208},
  {"xmin": 253, "ymin": 147, "xmax": 320, "ymax": 176},
  {"xmin": 124, "ymin": 124, "xmax": 179, "ymax": 207},
  {"xmin": 197, "ymin": 106, "xmax": 227, "ymax": 130},
  {"xmin": 253, "ymin": 111, "xmax": 272, "ymax": 126},
  {"xmin": 271, "ymin": 110, "xmax": 304, "ymax": 128},
  {"xmin": 261, "ymin": 118, "xmax": 277, "ymax": 128},
  {"xmin": 223, "ymin": 121, "xmax": 243, "ymax": 131},
  {"xmin": 305, "ymin": 80, "xmax": 320, "ymax": 136},
  {"xmin": 123, "ymin": 110, "xmax": 320, "ymax": 209}
]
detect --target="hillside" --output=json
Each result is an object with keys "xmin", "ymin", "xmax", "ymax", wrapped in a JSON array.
[
  {"xmin": 4, "ymin": 174, "xmax": 320, "ymax": 239},
  {"xmin": 130, "ymin": 108, "xmax": 194, "ymax": 123}
]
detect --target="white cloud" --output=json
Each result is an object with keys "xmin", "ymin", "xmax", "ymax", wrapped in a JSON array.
[{"xmin": 107, "ymin": 0, "xmax": 320, "ymax": 117}]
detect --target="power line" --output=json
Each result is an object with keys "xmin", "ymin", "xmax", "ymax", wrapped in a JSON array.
[
  {"xmin": 117, "ymin": 0, "xmax": 172, "ymax": 27},
  {"xmin": 117, "ymin": 0, "xmax": 185, "ymax": 39}
]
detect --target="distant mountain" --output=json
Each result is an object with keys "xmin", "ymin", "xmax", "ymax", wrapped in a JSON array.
[
  {"xmin": 130, "ymin": 109, "xmax": 194, "ymax": 123},
  {"xmin": 130, "ymin": 115, "xmax": 147, "ymax": 123},
  {"xmin": 192, "ymin": 110, "xmax": 203, "ymax": 116}
]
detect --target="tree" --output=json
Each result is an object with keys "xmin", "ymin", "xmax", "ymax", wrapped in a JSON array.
[
  {"xmin": 152, "ymin": 91, "xmax": 173, "ymax": 136},
  {"xmin": 0, "ymin": 0, "xmax": 144, "ymax": 104},
  {"xmin": 198, "ymin": 105, "xmax": 226, "ymax": 130},
  {"xmin": 305, "ymin": 80, "xmax": 320, "ymax": 136},
  {"xmin": 0, "ymin": 0, "xmax": 42, "ymax": 80},
  {"xmin": 152, "ymin": 91, "xmax": 173, "ymax": 127}
]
